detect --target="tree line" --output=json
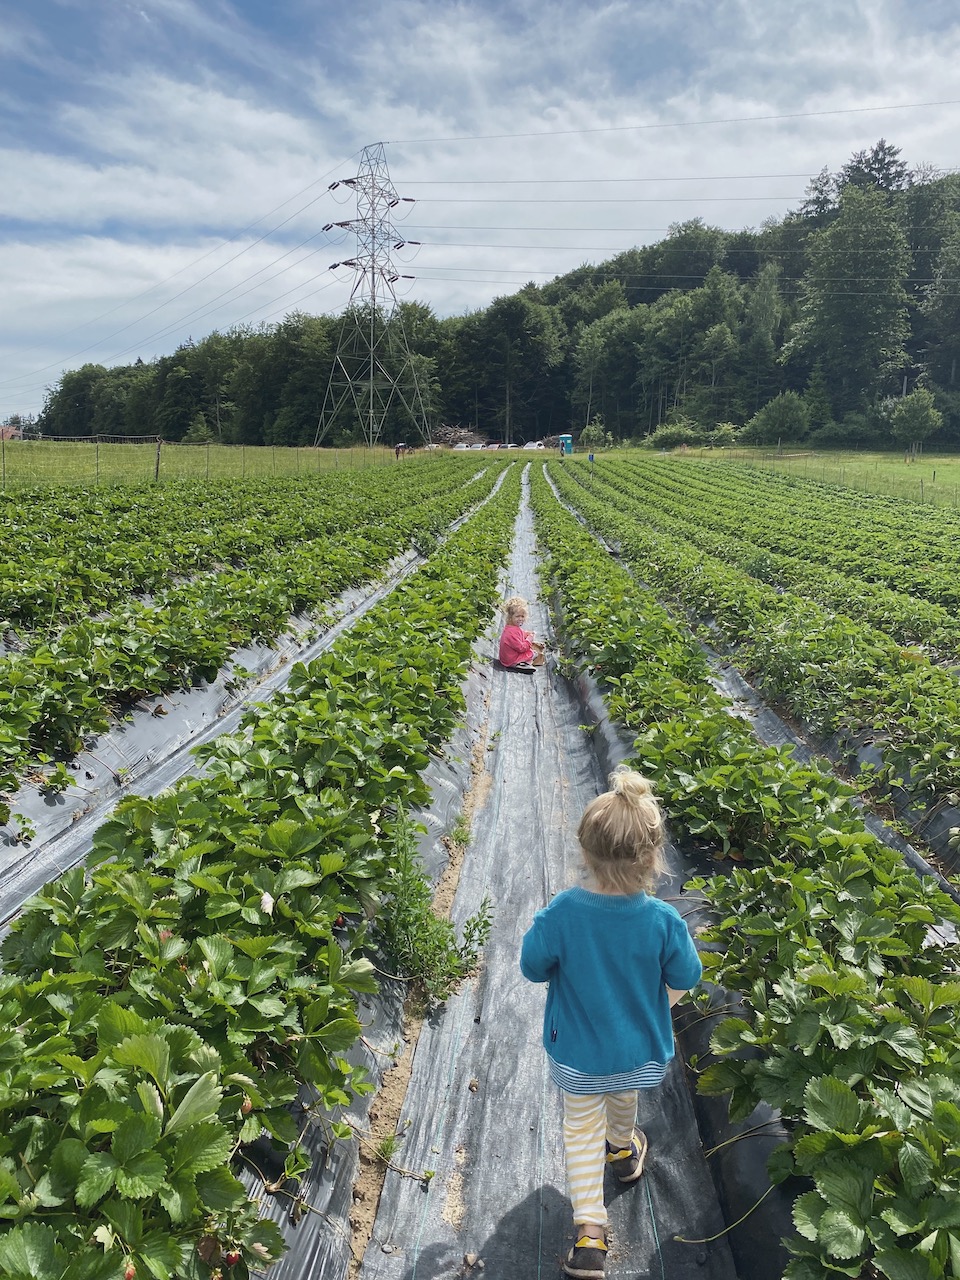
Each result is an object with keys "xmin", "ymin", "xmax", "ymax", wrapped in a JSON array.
[{"xmin": 34, "ymin": 140, "xmax": 960, "ymax": 449}]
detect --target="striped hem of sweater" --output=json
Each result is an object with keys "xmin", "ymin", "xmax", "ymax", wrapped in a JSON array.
[{"xmin": 549, "ymin": 1058, "xmax": 668, "ymax": 1094}]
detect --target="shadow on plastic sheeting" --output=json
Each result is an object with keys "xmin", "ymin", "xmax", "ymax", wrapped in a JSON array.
[{"xmin": 391, "ymin": 1185, "xmax": 569, "ymax": 1280}]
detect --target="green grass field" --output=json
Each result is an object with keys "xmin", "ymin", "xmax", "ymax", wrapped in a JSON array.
[{"xmin": 0, "ymin": 440, "xmax": 396, "ymax": 486}]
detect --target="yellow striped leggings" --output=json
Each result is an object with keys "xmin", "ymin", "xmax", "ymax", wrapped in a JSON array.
[{"xmin": 562, "ymin": 1090, "xmax": 638, "ymax": 1226}]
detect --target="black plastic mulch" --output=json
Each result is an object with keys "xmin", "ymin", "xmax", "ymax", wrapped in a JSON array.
[{"xmin": 359, "ymin": 486, "xmax": 737, "ymax": 1280}]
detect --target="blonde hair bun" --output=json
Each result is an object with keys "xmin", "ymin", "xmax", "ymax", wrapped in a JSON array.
[
  {"xmin": 577, "ymin": 767, "xmax": 665, "ymax": 894},
  {"xmin": 609, "ymin": 768, "xmax": 655, "ymax": 803}
]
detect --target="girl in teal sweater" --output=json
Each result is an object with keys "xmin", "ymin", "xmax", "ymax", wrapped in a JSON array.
[{"xmin": 520, "ymin": 768, "xmax": 702, "ymax": 1280}]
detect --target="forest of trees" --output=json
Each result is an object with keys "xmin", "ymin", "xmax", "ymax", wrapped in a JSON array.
[{"xmin": 33, "ymin": 140, "xmax": 960, "ymax": 449}]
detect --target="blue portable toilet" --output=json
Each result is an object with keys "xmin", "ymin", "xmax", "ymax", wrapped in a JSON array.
[{"xmin": 559, "ymin": 433, "xmax": 573, "ymax": 455}]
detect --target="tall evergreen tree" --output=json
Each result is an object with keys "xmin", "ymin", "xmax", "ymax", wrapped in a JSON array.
[{"xmin": 839, "ymin": 138, "xmax": 909, "ymax": 194}]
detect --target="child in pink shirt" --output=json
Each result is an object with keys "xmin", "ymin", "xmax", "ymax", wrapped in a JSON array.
[{"xmin": 498, "ymin": 596, "xmax": 545, "ymax": 670}]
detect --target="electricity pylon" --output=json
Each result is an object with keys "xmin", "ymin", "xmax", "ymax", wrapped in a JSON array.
[{"xmin": 314, "ymin": 144, "xmax": 431, "ymax": 447}]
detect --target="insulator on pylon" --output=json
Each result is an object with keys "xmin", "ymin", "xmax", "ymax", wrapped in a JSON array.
[
  {"xmin": 328, "ymin": 182, "xmax": 339, "ymax": 190},
  {"xmin": 394, "ymin": 241, "xmax": 405, "ymax": 249},
  {"xmin": 323, "ymin": 223, "xmax": 334, "ymax": 231}
]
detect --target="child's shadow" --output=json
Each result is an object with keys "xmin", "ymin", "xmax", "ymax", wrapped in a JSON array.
[{"xmin": 393, "ymin": 1184, "xmax": 569, "ymax": 1280}]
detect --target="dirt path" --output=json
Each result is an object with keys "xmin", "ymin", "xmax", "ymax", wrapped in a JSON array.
[{"xmin": 359, "ymin": 483, "xmax": 736, "ymax": 1280}]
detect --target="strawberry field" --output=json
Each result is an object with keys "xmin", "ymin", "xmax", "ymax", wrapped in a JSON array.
[{"xmin": 2, "ymin": 450, "xmax": 960, "ymax": 1280}]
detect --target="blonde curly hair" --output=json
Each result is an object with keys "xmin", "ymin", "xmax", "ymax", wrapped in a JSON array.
[
  {"xmin": 503, "ymin": 595, "xmax": 529, "ymax": 624},
  {"xmin": 577, "ymin": 768, "xmax": 665, "ymax": 894}
]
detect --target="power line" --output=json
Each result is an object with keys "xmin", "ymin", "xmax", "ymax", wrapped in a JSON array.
[
  {"xmin": 6, "ymin": 130, "xmax": 959, "ymax": 412},
  {"xmin": 400, "ymin": 173, "xmax": 820, "ymax": 184},
  {"xmin": 102, "ymin": 238, "xmax": 335, "ymax": 366},
  {"xmin": 0, "ymin": 156, "xmax": 361, "ymax": 391},
  {"xmin": 387, "ymin": 97, "xmax": 960, "ymax": 145},
  {"xmin": 0, "ymin": 173, "xmax": 860, "ymax": 393},
  {"xmin": 414, "ymin": 195, "xmax": 805, "ymax": 204}
]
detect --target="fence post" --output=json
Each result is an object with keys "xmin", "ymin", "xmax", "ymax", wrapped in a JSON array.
[
  {"xmin": 241, "ymin": 445, "xmax": 245, "ymax": 479},
  {"xmin": 1, "ymin": 433, "xmax": 5, "ymax": 489},
  {"xmin": 154, "ymin": 437, "xmax": 161, "ymax": 482},
  {"xmin": 96, "ymin": 440, "xmax": 100, "ymax": 485},
  {"xmin": 206, "ymin": 442, "xmax": 210, "ymax": 482}
]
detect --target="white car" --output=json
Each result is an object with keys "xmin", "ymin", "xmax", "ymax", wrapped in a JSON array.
[{"xmin": 522, "ymin": 441, "xmax": 545, "ymax": 450}]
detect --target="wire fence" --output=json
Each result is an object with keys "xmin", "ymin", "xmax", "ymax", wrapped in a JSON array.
[{"xmin": 0, "ymin": 439, "xmax": 395, "ymax": 486}]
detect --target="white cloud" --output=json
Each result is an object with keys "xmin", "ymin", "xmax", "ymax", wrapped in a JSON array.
[{"xmin": 3, "ymin": 0, "xmax": 960, "ymax": 416}]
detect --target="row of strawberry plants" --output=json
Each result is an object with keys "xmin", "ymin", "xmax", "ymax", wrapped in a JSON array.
[
  {"xmin": 0, "ymin": 463, "xmax": 503, "ymax": 820},
  {"xmin": 595, "ymin": 457, "xmax": 960, "ymax": 656},
  {"xmin": 552, "ymin": 460, "xmax": 960, "ymax": 809},
  {"xmin": 646, "ymin": 456, "xmax": 960, "ymax": 597},
  {"xmin": 0, "ymin": 464, "xmax": 522, "ymax": 1280},
  {"xmin": 530, "ymin": 463, "xmax": 960, "ymax": 1280},
  {"xmin": 1, "ymin": 458, "xmax": 495, "ymax": 638}
]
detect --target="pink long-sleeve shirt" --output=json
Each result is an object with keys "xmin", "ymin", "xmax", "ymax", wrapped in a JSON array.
[{"xmin": 499, "ymin": 623, "xmax": 535, "ymax": 667}]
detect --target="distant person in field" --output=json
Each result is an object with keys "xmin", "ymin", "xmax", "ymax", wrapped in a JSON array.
[
  {"xmin": 520, "ymin": 769, "xmax": 702, "ymax": 1279},
  {"xmin": 498, "ymin": 595, "xmax": 545, "ymax": 672}
]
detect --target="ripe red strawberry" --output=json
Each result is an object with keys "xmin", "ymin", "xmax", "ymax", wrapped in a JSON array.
[
  {"xmin": 224, "ymin": 1249, "xmax": 241, "ymax": 1266},
  {"xmin": 124, "ymin": 1265, "xmax": 136, "ymax": 1280},
  {"xmin": 335, "ymin": 914, "xmax": 346, "ymax": 927}
]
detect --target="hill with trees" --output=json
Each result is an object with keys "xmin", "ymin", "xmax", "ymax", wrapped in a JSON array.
[{"xmin": 35, "ymin": 140, "xmax": 960, "ymax": 450}]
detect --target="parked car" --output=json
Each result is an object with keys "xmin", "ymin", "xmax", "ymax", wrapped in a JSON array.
[
  {"xmin": 522, "ymin": 441, "xmax": 545, "ymax": 450},
  {"xmin": 452, "ymin": 443, "xmax": 470, "ymax": 450}
]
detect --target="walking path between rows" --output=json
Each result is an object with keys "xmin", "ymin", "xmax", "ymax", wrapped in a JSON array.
[{"xmin": 360, "ymin": 486, "xmax": 736, "ymax": 1280}]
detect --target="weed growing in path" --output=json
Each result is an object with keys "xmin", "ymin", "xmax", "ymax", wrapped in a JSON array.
[{"xmin": 379, "ymin": 805, "xmax": 492, "ymax": 1003}]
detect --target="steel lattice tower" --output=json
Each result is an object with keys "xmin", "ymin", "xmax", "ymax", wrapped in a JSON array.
[{"xmin": 314, "ymin": 144, "xmax": 431, "ymax": 447}]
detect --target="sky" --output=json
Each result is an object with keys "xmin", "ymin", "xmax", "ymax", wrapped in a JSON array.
[{"xmin": 2, "ymin": 0, "xmax": 960, "ymax": 421}]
